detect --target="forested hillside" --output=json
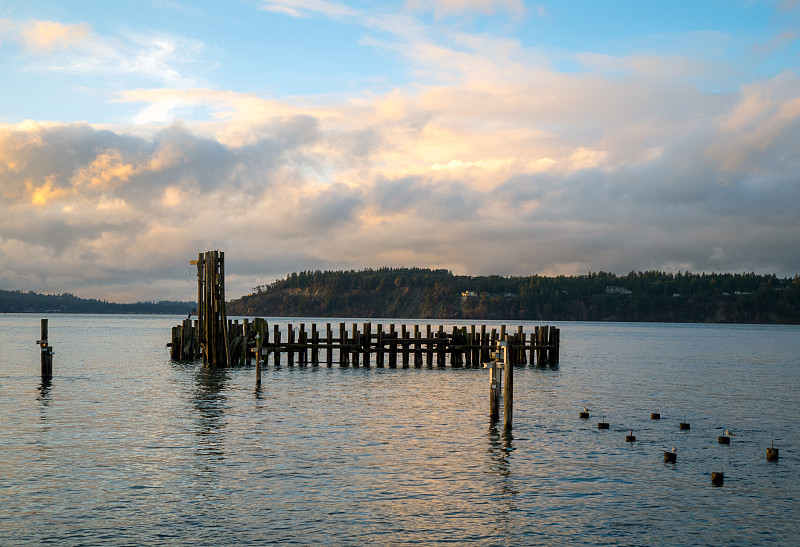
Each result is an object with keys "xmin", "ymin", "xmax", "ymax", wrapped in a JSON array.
[
  {"xmin": 0, "ymin": 290, "xmax": 194, "ymax": 314},
  {"xmin": 227, "ymin": 268, "xmax": 800, "ymax": 323}
]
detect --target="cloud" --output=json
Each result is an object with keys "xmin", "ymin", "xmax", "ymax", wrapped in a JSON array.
[
  {"xmin": 407, "ymin": 0, "xmax": 527, "ymax": 20},
  {"xmin": 1, "ymin": 18, "xmax": 208, "ymax": 86},
  {"xmin": 2, "ymin": 4, "xmax": 800, "ymax": 301},
  {"xmin": 258, "ymin": 0, "xmax": 359, "ymax": 19},
  {"xmin": 18, "ymin": 20, "xmax": 92, "ymax": 52}
]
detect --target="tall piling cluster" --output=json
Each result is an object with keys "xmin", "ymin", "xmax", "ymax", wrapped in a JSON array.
[
  {"xmin": 196, "ymin": 250, "xmax": 231, "ymax": 366},
  {"xmin": 170, "ymin": 250, "xmax": 231, "ymax": 365}
]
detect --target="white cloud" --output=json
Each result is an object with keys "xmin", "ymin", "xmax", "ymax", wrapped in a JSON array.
[
  {"xmin": 1, "ymin": 4, "xmax": 799, "ymax": 301},
  {"xmin": 2, "ymin": 17, "xmax": 209, "ymax": 86},
  {"xmin": 407, "ymin": 0, "xmax": 526, "ymax": 19},
  {"xmin": 258, "ymin": 0, "xmax": 359, "ymax": 19}
]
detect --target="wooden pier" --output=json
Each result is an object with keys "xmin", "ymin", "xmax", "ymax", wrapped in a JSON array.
[
  {"xmin": 172, "ymin": 317, "xmax": 559, "ymax": 368},
  {"xmin": 169, "ymin": 251, "xmax": 560, "ymax": 368}
]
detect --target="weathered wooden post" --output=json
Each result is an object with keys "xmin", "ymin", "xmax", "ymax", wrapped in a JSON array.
[
  {"xmin": 767, "ymin": 441, "xmax": 779, "ymax": 462},
  {"xmin": 311, "ymin": 324, "xmax": 319, "ymax": 366},
  {"xmin": 326, "ymin": 323, "xmax": 333, "ymax": 367},
  {"xmin": 389, "ymin": 324, "xmax": 397, "ymax": 368},
  {"xmin": 287, "ymin": 324, "xmax": 295, "ymax": 366},
  {"xmin": 413, "ymin": 325, "xmax": 421, "ymax": 367},
  {"xmin": 489, "ymin": 360, "xmax": 500, "ymax": 422},
  {"xmin": 299, "ymin": 323, "xmax": 307, "ymax": 366},
  {"xmin": 363, "ymin": 322, "xmax": 371, "ymax": 367},
  {"xmin": 352, "ymin": 323, "xmax": 360, "ymax": 367},
  {"xmin": 255, "ymin": 332, "xmax": 262, "ymax": 387},
  {"xmin": 38, "ymin": 319, "xmax": 53, "ymax": 379},
  {"xmin": 437, "ymin": 325, "xmax": 445, "ymax": 367},
  {"xmin": 426, "ymin": 325, "xmax": 433, "ymax": 366},
  {"xmin": 243, "ymin": 318, "xmax": 251, "ymax": 366},
  {"xmin": 274, "ymin": 324, "xmax": 281, "ymax": 366},
  {"xmin": 339, "ymin": 323, "xmax": 348, "ymax": 366},
  {"xmin": 484, "ymin": 340, "xmax": 507, "ymax": 423},
  {"xmin": 501, "ymin": 339, "xmax": 512, "ymax": 430},
  {"xmin": 401, "ymin": 325, "xmax": 409, "ymax": 367},
  {"xmin": 450, "ymin": 326, "xmax": 458, "ymax": 367}
]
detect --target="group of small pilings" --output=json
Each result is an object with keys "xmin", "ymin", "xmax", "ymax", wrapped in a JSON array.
[
  {"xmin": 170, "ymin": 319, "xmax": 560, "ymax": 370},
  {"xmin": 581, "ymin": 410, "xmax": 782, "ymax": 486}
]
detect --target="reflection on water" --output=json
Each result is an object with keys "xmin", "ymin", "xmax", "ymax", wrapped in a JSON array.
[
  {"xmin": 191, "ymin": 366, "xmax": 229, "ymax": 464},
  {"xmin": 0, "ymin": 316, "xmax": 798, "ymax": 546},
  {"xmin": 37, "ymin": 377, "xmax": 52, "ymax": 405},
  {"xmin": 486, "ymin": 424, "xmax": 518, "ymax": 537}
]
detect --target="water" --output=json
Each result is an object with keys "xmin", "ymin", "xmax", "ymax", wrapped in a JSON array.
[{"xmin": 1, "ymin": 314, "xmax": 798, "ymax": 545}]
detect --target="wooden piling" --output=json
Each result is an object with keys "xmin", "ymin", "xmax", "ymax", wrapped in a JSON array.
[
  {"xmin": 413, "ymin": 325, "xmax": 422, "ymax": 367},
  {"xmin": 388, "ymin": 324, "xmax": 397, "ymax": 368},
  {"xmin": 376, "ymin": 324, "xmax": 384, "ymax": 367},
  {"xmin": 255, "ymin": 330, "xmax": 262, "ymax": 386},
  {"xmin": 363, "ymin": 323, "xmax": 371, "ymax": 367},
  {"xmin": 502, "ymin": 340, "xmax": 512, "ymax": 431},
  {"xmin": 489, "ymin": 361, "xmax": 500, "ymax": 422},
  {"xmin": 326, "ymin": 323, "xmax": 333, "ymax": 367},
  {"xmin": 401, "ymin": 325, "xmax": 409, "ymax": 367},
  {"xmin": 426, "ymin": 325, "xmax": 433, "ymax": 366},
  {"xmin": 437, "ymin": 325, "xmax": 445, "ymax": 367},
  {"xmin": 312, "ymin": 325, "xmax": 319, "ymax": 366},
  {"xmin": 274, "ymin": 325, "xmax": 281, "ymax": 366},
  {"xmin": 767, "ymin": 442, "xmax": 779, "ymax": 462},
  {"xmin": 39, "ymin": 319, "xmax": 53, "ymax": 379},
  {"xmin": 287, "ymin": 324, "xmax": 295, "ymax": 366},
  {"xmin": 339, "ymin": 323, "xmax": 348, "ymax": 366},
  {"xmin": 352, "ymin": 323, "xmax": 360, "ymax": 367},
  {"xmin": 299, "ymin": 323, "xmax": 307, "ymax": 366}
]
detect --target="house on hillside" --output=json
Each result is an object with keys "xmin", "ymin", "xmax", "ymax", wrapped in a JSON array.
[{"xmin": 605, "ymin": 285, "xmax": 632, "ymax": 295}]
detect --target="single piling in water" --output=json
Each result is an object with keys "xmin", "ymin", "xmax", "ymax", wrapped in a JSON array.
[
  {"xmin": 502, "ymin": 340, "xmax": 513, "ymax": 431},
  {"xmin": 38, "ymin": 319, "xmax": 53, "ymax": 379},
  {"xmin": 489, "ymin": 361, "xmax": 500, "ymax": 422},
  {"xmin": 255, "ymin": 331, "xmax": 262, "ymax": 386}
]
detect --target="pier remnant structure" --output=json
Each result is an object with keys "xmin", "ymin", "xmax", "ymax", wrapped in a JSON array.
[{"xmin": 169, "ymin": 251, "xmax": 560, "ymax": 369}]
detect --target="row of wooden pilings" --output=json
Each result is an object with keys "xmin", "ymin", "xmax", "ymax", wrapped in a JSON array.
[{"xmin": 170, "ymin": 319, "xmax": 560, "ymax": 369}]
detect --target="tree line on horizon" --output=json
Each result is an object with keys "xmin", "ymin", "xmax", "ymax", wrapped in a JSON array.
[
  {"xmin": 0, "ymin": 289, "xmax": 194, "ymax": 315},
  {"xmin": 227, "ymin": 268, "xmax": 800, "ymax": 324}
]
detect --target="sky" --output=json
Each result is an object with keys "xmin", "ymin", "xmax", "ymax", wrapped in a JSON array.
[{"xmin": 1, "ymin": 0, "xmax": 799, "ymax": 303}]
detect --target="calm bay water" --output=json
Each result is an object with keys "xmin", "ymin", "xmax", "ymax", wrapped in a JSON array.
[{"xmin": 1, "ymin": 314, "xmax": 798, "ymax": 545}]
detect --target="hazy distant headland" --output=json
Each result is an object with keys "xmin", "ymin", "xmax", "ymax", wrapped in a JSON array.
[
  {"xmin": 0, "ymin": 290, "xmax": 194, "ymax": 315},
  {"xmin": 228, "ymin": 268, "xmax": 800, "ymax": 324}
]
